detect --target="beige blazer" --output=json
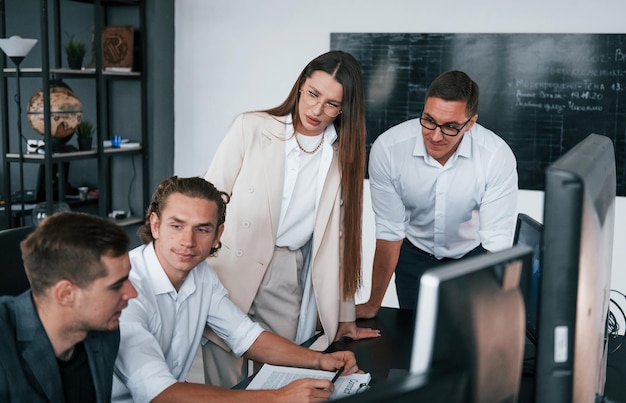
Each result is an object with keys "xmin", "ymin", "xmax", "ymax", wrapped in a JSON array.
[{"xmin": 203, "ymin": 111, "xmax": 355, "ymax": 350}]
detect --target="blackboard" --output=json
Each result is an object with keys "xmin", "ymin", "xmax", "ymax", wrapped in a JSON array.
[{"xmin": 331, "ymin": 33, "xmax": 626, "ymax": 196}]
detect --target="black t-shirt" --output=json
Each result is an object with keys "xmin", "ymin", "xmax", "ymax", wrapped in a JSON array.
[{"xmin": 57, "ymin": 341, "xmax": 96, "ymax": 403}]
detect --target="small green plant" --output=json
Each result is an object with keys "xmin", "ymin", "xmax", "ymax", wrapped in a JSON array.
[
  {"xmin": 64, "ymin": 35, "xmax": 86, "ymax": 59},
  {"xmin": 75, "ymin": 120, "xmax": 94, "ymax": 138}
]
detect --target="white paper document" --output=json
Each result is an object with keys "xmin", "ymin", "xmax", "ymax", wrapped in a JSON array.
[{"xmin": 246, "ymin": 364, "xmax": 371, "ymax": 400}]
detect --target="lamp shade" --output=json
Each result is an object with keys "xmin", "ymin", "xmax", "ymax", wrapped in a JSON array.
[{"xmin": 0, "ymin": 35, "xmax": 37, "ymax": 62}]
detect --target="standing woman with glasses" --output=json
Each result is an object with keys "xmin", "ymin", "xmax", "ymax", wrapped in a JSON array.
[
  {"xmin": 356, "ymin": 70, "xmax": 519, "ymax": 319},
  {"xmin": 202, "ymin": 50, "xmax": 380, "ymax": 388}
]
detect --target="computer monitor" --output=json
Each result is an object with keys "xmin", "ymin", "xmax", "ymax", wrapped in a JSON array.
[
  {"xmin": 513, "ymin": 213, "xmax": 543, "ymax": 344},
  {"xmin": 535, "ymin": 133, "xmax": 616, "ymax": 402},
  {"xmin": 410, "ymin": 244, "xmax": 534, "ymax": 403}
]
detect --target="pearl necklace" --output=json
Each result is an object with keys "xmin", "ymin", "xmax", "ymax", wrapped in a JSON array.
[{"xmin": 295, "ymin": 134, "xmax": 324, "ymax": 154}]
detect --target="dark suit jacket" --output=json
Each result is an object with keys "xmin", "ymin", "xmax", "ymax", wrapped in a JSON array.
[{"xmin": 0, "ymin": 291, "xmax": 120, "ymax": 402}]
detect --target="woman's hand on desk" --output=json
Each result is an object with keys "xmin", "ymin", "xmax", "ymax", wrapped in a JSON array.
[
  {"xmin": 335, "ymin": 321, "xmax": 381, "ymax": 342},
  {"xmin": 355, "ymin": 301, "xmax": 380, "ymax": 319}
]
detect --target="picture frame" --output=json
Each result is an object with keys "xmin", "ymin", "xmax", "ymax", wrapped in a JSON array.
[{"xmin": 101, "ymin": 25, "xmax": 134, "ymax": 71}]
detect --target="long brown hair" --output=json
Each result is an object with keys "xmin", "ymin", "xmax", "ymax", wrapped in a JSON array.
[{"xmin": 264, "ymin": 51, "xmax": 366, "ymax": 298}]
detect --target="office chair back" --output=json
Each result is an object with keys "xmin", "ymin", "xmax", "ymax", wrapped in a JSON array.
[{"xmin": 0, "ymin": 226, "xmax": 34, "ymax": 296}]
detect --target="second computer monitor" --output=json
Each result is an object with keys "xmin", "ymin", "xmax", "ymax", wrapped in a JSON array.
[
  {"xmin": 513, "ymin": 212, "xmax": 543, "ymax": 344},
  {"xmin": 410, "ymin": 245, "xmax": 533, "ymax": 403}
]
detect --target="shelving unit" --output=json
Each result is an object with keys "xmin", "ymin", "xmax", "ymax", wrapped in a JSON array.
[{"xmin": 0, "ymin": 0, "xmax": 149, "ymax": 228}]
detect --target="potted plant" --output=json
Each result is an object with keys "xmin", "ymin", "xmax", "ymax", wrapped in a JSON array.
[
  {"xmin": 75, "ymin": 120, "xmax": 94, "ymax": 151},
  {"xmin": 64, "ymin": 35, "xmax": 86, "ymax": 70}
]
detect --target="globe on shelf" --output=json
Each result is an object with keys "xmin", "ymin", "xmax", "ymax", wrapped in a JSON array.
[
  {"xmin": 31, "ymin": 202, "xmax": 71, "ymax": 226},
  {"xmin": 26, "ymin": 80, "xmax": 82, "ymax": 141}
]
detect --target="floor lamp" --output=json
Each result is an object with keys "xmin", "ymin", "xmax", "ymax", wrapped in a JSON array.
[{"xmin": 0, "ymin": 35, "xmax": 37, "ymax": 226}]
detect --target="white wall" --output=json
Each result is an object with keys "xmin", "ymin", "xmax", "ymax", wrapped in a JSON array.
[{"xmin": 174, "ymin": 0, "xmax": 626, "ymax": 302}]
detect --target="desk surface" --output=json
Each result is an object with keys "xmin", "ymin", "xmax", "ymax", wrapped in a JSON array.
[
  {"xmin": 237, "ymin": 307, "xmax": 626, "ymax": 401},
  {"xmin": 326, "ymin": 307, "xmax": 414, "ymax": 383},
  {"xmin": 331, "ymin": 307, "xmax": 626, "ymax": 402}
]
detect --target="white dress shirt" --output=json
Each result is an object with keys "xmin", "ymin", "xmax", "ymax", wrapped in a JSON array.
[
  {"xmin": 276, "ymin": 119, "xmax": 336, "ymax": 249},
  {"xmin": 276, "ymin": 119, "xmax": 337, "ymax": 344},
  {"xmin": 112, "ymin": 243, "xmax": 264, "ymax": 403},
  {"xmin": 369, "ymin": 119, "xmax": 518, "ymax": 259}
]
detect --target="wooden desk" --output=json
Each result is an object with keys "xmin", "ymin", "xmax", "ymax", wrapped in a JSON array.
[
  {"xmin": 326, "ymin": 307, "xmax": 415, "ymax": 383},
  {"xmin": 606, "ymin": 336, "xmax": 626, "ymax": 402},
  {"xmin": 339, "ymin": 308, "xmax": 626, "ymax": 402},
  {"xmin": 329, "ymin": 307, "xmax": 468, "ymax": 402},
  {"xmin": 236, "ymin": 307, "xmax": 626, "ymax": 401}
]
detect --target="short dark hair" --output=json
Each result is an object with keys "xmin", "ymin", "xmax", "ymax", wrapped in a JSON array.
[
  {"xmin": 425, "ymin": 70, "xmax": 480, "ymax": 117},
  {"xmin": 21, "ymin": 212, "xmax": 130, "ymax": 295},
  {"xmin": 138, "ymin": 176, "xmax": 229, "ymax": 255}
]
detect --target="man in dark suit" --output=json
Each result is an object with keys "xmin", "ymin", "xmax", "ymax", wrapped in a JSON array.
[{"xmin": 0, "ymin": 212, "xmax": 137, "ymax": 402}]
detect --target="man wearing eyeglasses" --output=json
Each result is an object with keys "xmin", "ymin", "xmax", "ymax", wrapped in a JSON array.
[{"xmin": 356, "ymin": 70, "xmax": 518, "ymax": 318}]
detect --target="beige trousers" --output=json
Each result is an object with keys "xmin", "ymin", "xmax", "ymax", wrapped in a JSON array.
[{"xmin": 202, "ymin": 246, "xmax": 304, "ymax": 388}]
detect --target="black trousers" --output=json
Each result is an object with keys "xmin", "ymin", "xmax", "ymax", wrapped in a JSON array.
[{"xmin": 394, "ymin": 238, "xmax": 487, "ymax": 310}]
